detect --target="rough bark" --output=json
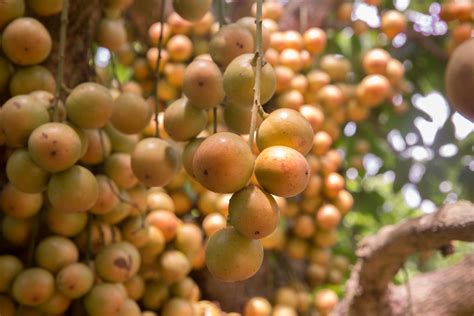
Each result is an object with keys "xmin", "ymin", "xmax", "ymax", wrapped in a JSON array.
[
  {"xmin": 335, "ymin": 200, "xmax": 474, "ymax": 316},
  {"xmin": 40, "ymin": 0, "xmax": 105, "ymax": 88}
]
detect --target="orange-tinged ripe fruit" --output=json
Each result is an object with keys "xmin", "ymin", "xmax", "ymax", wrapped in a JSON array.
[
  {"xmin": 164, "ymin": 98, "xmax": 208, "ymax": 141},
  {"xmin": 303, "ymin": 28, "xmax": 327, "ymax": 54},
  {"xmin": 255, "ymin": 146, "xmax": 310, "ymax": 197},
  {"xmin": 96, "ymin": 18, "xmax": 127, "ymax": 52},
  {"xmin": 0, "ymin": 255, "xmax": 23, "ymax": 293},
  {"xmin": 12, "ymin": 268, "xmax": 54, "ymax": 306},
  {"xmin": 223, "ymin": 53, "xmax": 276, "ymax": 106},
  {"xmin": 95, "ymin": 241, "xmax": 141, "ymax": 283},
  {"xmin": 9, "ymin": 65, "xmax": 56, "ymax": 96},
  {"xmin": 131, "ymin": 138, "xmax": 180, "ymax": 187},
  {"xmin": 34, "ymin": 236, "xmax": 78, "ymax": 273},
  {"xmin": 193, "ymin": 132, "xmax": 255, "ymax": 193},
  {"xmin": 362, "ymin": 48, "xmax": 391, "ymax": 75},
  {"xmin": 2, "ymin": 17, "xmax": 52, "ymax": 65},
  {"xmin": 209, "ymin": 23, "xmax": 254, "ymax": 68},
  {"xmin": 183, "ymin": 59, "xmax": 224, "ymax": 109},
  {"xmin": 229, "ymin": 185, "xmax": 279, "ymax": 239},
  {"xmin": 84, "ymin": 283, "xmax": 126, "ymax": 316},
  {"xmin": 205, "ymin": 227, "xmax": 263, "ymax": 282},
  {"xmin": 111, "ymin": 92, "xmax": 151, "ymax": 134},
  {"xmin": 28, "ymin": 123, "xmax": 83, "ymax": 173},
  {"xmin": 256, "ymin": 108, "xmax": 314, "ymax": 155},
  {"xmin": 27, "ymin": 0, "xmax": 63, "ymax": 16},
  {"xmin": 381, "ymin": 10, "xmax": 406, "ymax": 39},
  {"xmin": 244, "ymin": 296, "xmax": 272, "ymax": 316},
  {"xmin": 6, "ymin": 149, "xmax": 50, "ymax": 193},
  {"xmin": 0, "ymin": 0, "xmax": 25, "ymax": 29}
]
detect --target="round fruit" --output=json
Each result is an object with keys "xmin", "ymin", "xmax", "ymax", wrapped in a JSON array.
[
  {"xmin": 256, "ymin": 108, "xmax": 313, "ymax": 155},
  {"xmin": 205, "ymin": 227, "xmax": 263, "ymax": 282},
  {"xmin": 111, "ymin": 92, "xmax": 151, "ymax": 134},
  {"xmin": 47, "ymin": 165, "xmax": 99, "ymax": 212},
  {"xmin": 131, "ymin": 138, "xmax": 180, "ymax": 187},
  {"xmin": 45, "ymin": 206, "xmax": 87, "ymax": 237},
  {"xmin": 80, "ymin": 129, "xmax": 112, "ymax": 165},
  {"xmin": 0, "ymin": 0, "xmax": 25, "ymax": 29},
  {"xmin": 0, "ymin": 295, "xmax": 15, "ymax": 316},
  {"xmin": 362, "ymin": 48, "xmax": 391, "ymax": 75},
  {"xmin": 0, "ymin": 255, "xmax": 23, "ymax": 293},
  {"xmin": 209, "ymin": 23, "xmax": 254, "ymax": 68},
  {"xmin": 166, "ymin": 34, "xmax": 193, "ymax": 62},
  {"xmin": 164, "ymin": 98, "xmax": 208, "ymax": 141},
  {"xmin": 236, "ymin": 17, "xmax": 271, "ymax": 52},
  {"xmin": 0, "ymin": 183, "xmax": 42, "ymax": 219},
  {"xmin": 159, "ymin": 250, "xmax": 191, "ymax": 284},
  {"xmin": 105, "ymin": 153, "xmax": 138, "ymax": 189},
  {"xmin": 27, "ymin": 0, "xmax": 63, "ymax": 16},
  {"xmin": 254, "ymin": 146, "xmax": 310, "ymax": 197},
  {"xmin": 1, "ymin": 17, "xmax": 52, "ymax": 65},
  {"xmin": 1, "ymin": 216, "xmax": 32, "ymax": 246},
  {"xmin": 175, "ymin": 223, "xmax": 203, "ymax": 260},
  {"xmin": 162, "ymin": 298, "xmax": 194, "ymax": 316},
  {"xmin": 56, "ymin": 263, "xmax": 94, "ymax": 299},
  {"xmin": 244, "ymin": 297, "xmax": 272, "ymax": 316},
  {"xmin": 65, "ymin": 82, "xmax": 114, "ymax": 129},
  {"xmin": 9, "ymin": 65, "xmax": 56, "ymax": 96},
  {"xmin": 314, "ymin": 289, "xmax": 338, "ymax": 315},
  {"xmin": 316, "ymin": 204, "xmax": 341, "ymax": 230},
  {"xmin": 90, "ymin": 175, "xmax": 120, "ymax": 214},
  {"xmin": 303, "ymin": 27, "xmax": 327, "ymax": 54},
  {"xmin": 445, "ymin": 38, "xmax": 474, "ymax": 120},
  {"xmin": 172, "ymin": 0, "xmax": 212, "ymax": 22},
  {"xmin": 381, "ymin": 10, "xmax": 406, "ymax": 39},
  {"xmin": 84, "ymin": 283, "xmax": 126, "ymax": 316},
  {"xmin": 223, "ymin": 53, "xmax": 276, "ymax": 106},
  {"xmin": 11, "ymin": 268, "xmax": 54, "ymax": 306},
  {"xmin": 124, "ymin": 275, "xmax": 145, "ymax": 300},
  {"xmin": 356, "ymin": 74, "xmax": 391, "ymax": 107},
  {"xmin": 37, "ymin": 291, "xmax": 70, "ymax": 315},
  {"xmin": 120, "ymin": 298, "xmax": 141, "ymax": 316},
  {"xmin": 202, "ymin": 213, "xmax": 227, "ymax": 237},
  {"xmin": 182, "ymin": 59, "xmax": 225, "ymax": 109},
  {"xmin": 142, "ymin": 281, "xmax": 169, "ymax": 310},
  {"xmin": 223, "ymin": 100, "xmax": 262, "ymax": 134},
  {"xmin": 182, "ymin": 137, "xmax": 205, "ymax": 177},
  {"xmin": 35, "ymin": 236, "xmax": 78, "ymax": 273},
  {"xmin": 28, "ymin": 122, "xmax": 83, "ymax": 173},
  {"xmin": 193, "ymin": 132, "xmax": 254, "ymax": 193},
  {"xmin": 0, "ymin": 95, "xmax": 49, "ymax": 147},
  {"xmin": 229, "ymin": 185, "xmax": 279, "ymax": 239},
  {"xmin": 146, "ymin": 210, "xmax": 180, "ymax": 242},
  {"xmin": 96, "ymin": 18, "xmax": 127, "ymax": 52},
  {"xmin": 95, "ymin": 241, "xmax": 141, "ymax": 283}
]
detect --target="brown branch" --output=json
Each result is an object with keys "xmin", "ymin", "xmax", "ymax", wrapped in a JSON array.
[
  {"xmin": 336, "ymin": 200, "xmax": 474, "ymax": 316},
  {"xmin": 406, "ymin": 30, "xmax": 449, "ymax": 62}
]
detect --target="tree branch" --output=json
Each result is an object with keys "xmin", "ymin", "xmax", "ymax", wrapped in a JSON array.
[{"xmin": 336, "ymin": 200, "xmax": 474, "ymax": 316}]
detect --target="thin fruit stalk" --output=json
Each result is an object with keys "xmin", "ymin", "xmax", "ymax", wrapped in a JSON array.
[{"xmin": 153, "ymin": 0, "xmax": 167, "ymax": 138}]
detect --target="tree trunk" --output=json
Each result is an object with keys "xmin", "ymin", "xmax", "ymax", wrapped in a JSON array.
[{"xmin": 335, "ymin": 201, "xmax": 474, "ymax": 316}]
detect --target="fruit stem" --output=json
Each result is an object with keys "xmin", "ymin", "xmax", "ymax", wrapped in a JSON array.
[
  {"xmin": 26, "ymin": 213, "xmax": 41, "ymax": 267},
  {"xmin": 52, "ymin": 0, "xmax": 70, "ymax": 122},
  {"xmin": 213, "ymin": 107, "xmax": 218, "ymax": 133},
  {"xmin": 110, "ymin": 53, "xmax": 123, "ymax": 91},
  {"xmin": 85, "ymin": 213, "xmax": 93, "ymax": 262},
  {"xmin": 152, "ymin": 0, "xmax": 167, "ymax": 138},
  {"xmin": 217, "ymin": 0, "xmax": 225, "ymax": 27},
  {"xmin": 248, "ymin": 0, "xmax": 265, "ymax": 148}
]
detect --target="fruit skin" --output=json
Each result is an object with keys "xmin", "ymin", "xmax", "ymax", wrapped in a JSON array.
[
  {"xmin": 95, "ymin": 242, "xmax": 141, "ymax": 283},
  {"xmin": 256, "ymin": 108, "xmax": 314, "ymax": 156},
  {"xmin": 11, "ymin": 268, "xmax": 54, "ymax": 306},
  {"xmin": 84, "ymin": 283, "xmax": 126, "ymax": 316},
  {"xmin": 28, "ymin": 122, "xmax": 83, "ymax": 173},
  {"xmin": 111, "ymin": 92, "xmax": 151, "ymax": 134},
  {"xmin": 131, "ymin": 138, "xmax": 180, "ymax": 187},
  {"xmin": 229, "ymin": 185, "xmax": 279, "ymax": 239},
  {"xmin": 0, "ymin": 0, "xmax": 25, "ymax": 29},
  {"xmin": 6, "ymin": 149, "xmax": 50, "ymax": 193},
  {"xmin": 223, "ymin": 53, "xmax": 276, "ymax": 106},
  {"xmin": 27, "ymin": 0, "xmax": 63, "ymax": 16},
  {"xmin": 163, "ymin": 98, "xmax": 208, "ymax": 141},
  {"xmin": 56, "ymin": 263, "xmax": 94, "ymax": 299},
  {"xmin": 182, "ymin": 137, "xmax": 205, "ymax": 177},
  {"xmin": 1, "ymin": 17, "xmax": 52, "ymax": 65},
  {"xmin": 0, "ymin": 255, "xmax": 23, "ymax": 293},
  {"xmin": 9, "ymin": 65, "xmax": 56, "ymax": 96},
  {"xmin": 0, "ymin": 95, "xmax": 50, "ymax": 147},
  {"xmin": 445, "ymin": 38, "xmax": 474, "ymax": 121},
  {"xmin": 173, "ymin": 0, "xmax": 212, "ymax": 22},
  {"xmin": 223, "ymin": 100, "xmax": 263, "ymax": 135},
  {"xmin": 205, "ymin": 227, "xmax": 263, "ymax": 282},
  {"xmin": 35, "ymin": 236, "xmax": 78, "ymax": 273},
  {"xmin": 96, "ymin": 18, "xmax": 127, "ymax": 52},
  {"xmin": 47, "ymin": 165, "xmax": 99, "ymax": 212},
  {"xmin": 209, "ymin": 23, "xmax": 254, "ymax": 68},
  {"xmin": 255, "ymin": 146, "xmax": 310, "ymax": 198},
  {"xmin": 193, "ymin": 132, "xmax": 255, "ymax": 194},
  {"xmin": 182, "ymin": 59, "xmax": 225, "ymax": 110},
  {"xmin": 65, "ymin": 82, "xmax": 115, "ymax": 129}
]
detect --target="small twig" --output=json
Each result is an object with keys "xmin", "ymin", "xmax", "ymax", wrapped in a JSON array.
[
  {"xmin": 217, "ymin": 0, "xmax": 226, "ymax": 27},
  {"xmin": 26, "ymin": 214, "xmax": 40, "ymax": 267},
  {"xmin": 402, "ymin": 265, "xmax": 414, "ymax": 316},
  {"xmin": 299, "ymin": 3, "xmax": 308, "ymax": 33},
  {"xmin": 52, "ymin": 0, "xmax": 70, "ymax": 122},
  {"xmin": 152, "ymin": 0, "xmax": 167, "ymax": 138},
  {"xmin": 248, "ymin": 0, "xmax": 266, "ymax": 148},
  {"xmin": 110, "ymin": 53, "xmax": 123, "ymax": 91},
  {"xmin": 61, "ymin": 83, "xmax": 72, "ymax": 94},
  {"xmin": 213, "ymin": 108, "xmax": 218, "ymax": 133},
  {"xmin": 85, "ymin": 213, "xmax": 93, "ymax": 262}
]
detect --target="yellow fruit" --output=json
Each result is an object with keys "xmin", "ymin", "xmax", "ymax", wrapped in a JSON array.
[
  {"xmin": 12, "ymin": 268, "xmax": 54, "ymax": 306},
  {"xmin": 205, "ymin": 227, "xmax": 263, "ymax": 282},
  {"xmin": 84, "ymin": 283, "xmax": 126, "ymax": 316},
  {"xmin": 27, "ymin": 0, "xmax": 63, "ymax": 16},
  {"xmin": 209, "ymin": 23, "xmax": 254, "ymax": 68},
  {"xmin": 0, "ymin": 0, "xmax": 25, "ymax": 29},
  {"xmin": 111, "ymin": 92, "xmax": 151, "ymax": 134},
  {"xmin": 9, "ymin": 65, "xmax": 56, "ymax": 96},
  {"xmin": 0, "ymin": 182, "xmax": 42, "ymax": 219},
  {"xmin": 0, "ymin": 255, "xmax": 23, "ymax": 293},
  {"xmin": 223, "ymin": 53, "xmax": 276, "ymax": 106},
  {"xmin": 95, "ymin": 241, "xmax": 141, "ymax": 283},
  {"xmin": 172, "ymin": 0, "xmax": 212, "ymax": 22},
  {"xmin": 164, "ymin": 98, "xmax": 208, "ymax": 141}
]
